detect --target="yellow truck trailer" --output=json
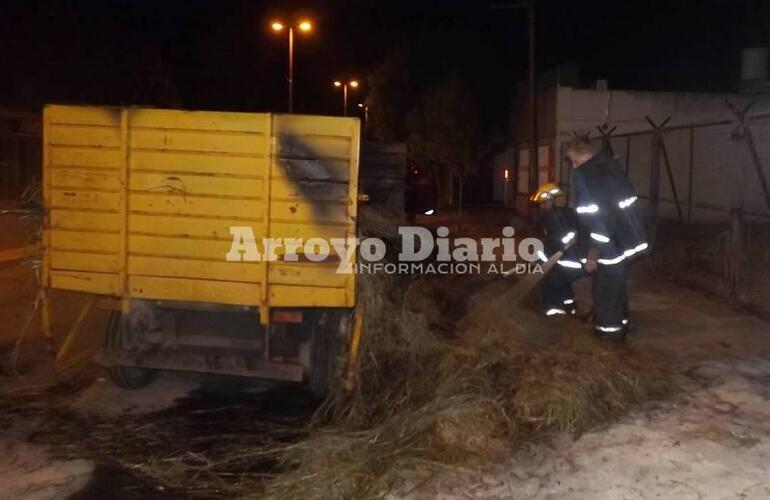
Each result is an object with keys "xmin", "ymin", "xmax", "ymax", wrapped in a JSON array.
[{"xmin": 42, "ymin": 104, "xmax": 361, "ymax": 395}]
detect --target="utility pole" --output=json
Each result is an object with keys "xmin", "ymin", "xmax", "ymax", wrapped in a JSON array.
[
  {"xmin": 288, "ymin": 27, "xmax": 294, "ymax": 113},
  {"xmin": 527, "ymin": 2, "xmax": 538, "ymax": 203},
  {"xmin": 492, "ymin": 1, "xmax": 537, "ymax": 212}
]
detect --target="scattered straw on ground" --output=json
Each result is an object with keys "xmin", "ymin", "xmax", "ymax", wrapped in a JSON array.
[
  {"xmin": 0, "ymin": 208, "xmax": 673, "ymax": 499},
  {"xmin": 261, "ymin": 270, "xmax": 670, "ymax": 500}
]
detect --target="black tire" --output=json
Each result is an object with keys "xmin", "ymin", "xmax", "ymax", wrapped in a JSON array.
[
  {"xmin": 105, "ymin": 311, "xmax": 157, "ymax": 390},
  {"xmin": 308, "ymin": 311, "xmax": 346, "ymax": 399}
]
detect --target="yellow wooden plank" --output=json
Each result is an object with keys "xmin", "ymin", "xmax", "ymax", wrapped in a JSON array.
[
  {"xmin": 275, "ymin": 136, "xmax": 352, "ymax": 161},
  {"xmin": 51, "ymin": 251, "xmax": 120, "ymax": 273},
  {"xmin": 130, "ymin": 172, "xmax": 262, "ymax": 198},
  {"xmin": 273, "ymin": 114, "xmax": 358, "ymax": 138},
  {"xmin": 270, "ymin": 200, "xmax": 348, "ymax": 224},
  {"xmin": 130, "ymin": 256, "xmax": 261, "ymax": 282},
  {"xmin": 51, "ymin": 210, "xmax": 122, "ymax": 232},
  {"xmin": 260, "ymin": 114, "xmax": 273, "ymax": 325},
  {"xmin": 50, "ymin": 270, "xmax": 120, "ymax": 295},
  {"xmin": 129, "ymin": 275, "xmax": 260, "ymax": 306},
  {"xmin": 51, "ymin": 230, "xmax": 120, "ymax": 253},
  {"xmin": 131, "ymin": 150, "xmax": 264, "ymax": 176},
  {"xmin": 46, "ymin": 105, "xmax": 121, "ymax": 127},
  {"xmin": 270, "ymin": 176, "xmax": 349, "ymax": 202},
  {"xmin": 269, "ymin": 262, "xmax": 348, "ymax": 287},
  {"xmin": 129, "ymin": 235, "xmax": 237, "ymax": 260},
  {"xmin": 131, "ymin": 129, "xmax": 267, "ymax": 155},
  {"xmin": 345, "ymin": 118, "xmax": 361, "ymax": 308},
  {"xmin": 272, "ymin": 158, "xmax": 352, "ymax": 182},
  {"xmin": 49, "ymin": 146, "xmax": 122, "ymax": 169},
  {"xmin": 49, "ymin": 124, "xmax": 121, "ymax": 148},
  {"xmin": 129, "ymin": 214, "xmax": 262, "ymax": 239},
  {"xmin": 130, "ymin": 193, "xmax": 263, "ymax": 218},
  {"xmin": 129, "ymin": 108, "xmax": 269, "ymax": 133},
  {"xmin": 269, "ymin": 222, "xmax": 348, "ymax": 241},
  {"xmin": 50, "ymin": 189, "xmax": 121, "ymax": 211},
  {"xmin": 268, "ymin": 284, "xmax": 349, "ymax": 307},
  {"xmin": 51, "ymin": 168, "xmax": 122, "ymax": 191}
]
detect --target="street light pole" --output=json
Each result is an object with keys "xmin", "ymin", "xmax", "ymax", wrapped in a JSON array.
[
  {"xmin": 271, "ymin": 20, "xmax": 312, "ymax": 114},
  {"xmin": 334, "ymin": 79, "xmax": 359, "ymax": 117},
  {"xmin": 357, "ymin": 103, "xmax": 368, "ymax": 129},
  {"xmin": 288, "ymin": 27, "xmax": 294, "ymax": 113},
  {"xmin": 343, "ymin": 83, "xmax": 348, "ymax": 116}
]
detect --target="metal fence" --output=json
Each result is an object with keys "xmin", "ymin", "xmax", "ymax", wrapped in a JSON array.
[{"xmin": 558, "ymin": 106, "xmax": 770, "ymax": 313}]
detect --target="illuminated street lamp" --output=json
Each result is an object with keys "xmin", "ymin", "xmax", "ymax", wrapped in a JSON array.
[
  {"xmin": 271, "ymin": 19, "xmax": 313, "ymax": 113},
  {"xmin": 333, "ymin": 79, "xmax": 359, "ymax": 116},
  {"xmin": 357, "ymin": 102, "xmax": 369, "ymax": 128}
]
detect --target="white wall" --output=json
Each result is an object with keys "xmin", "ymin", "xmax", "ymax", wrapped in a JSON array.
[
  {"xmin": 552, "ymin": 88, "xmax": 770, "ymax": 223},
  {"xmin": 554, "ymin": 87, "xmax": 756, "ymax": 144}
]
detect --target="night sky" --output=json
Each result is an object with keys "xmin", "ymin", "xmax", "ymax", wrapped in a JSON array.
[{"xmin": 1, "ymin": 0, "xmax": 767, "ymax": 132}]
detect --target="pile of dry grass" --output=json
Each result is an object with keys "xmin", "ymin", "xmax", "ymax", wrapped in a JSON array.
[
  {"xmin": 257, "ymin": 208, "xmax": 670, "ymax": 498},
  {"xmin": 0, "ymin": 208, "xmax": 672, "ymax": 499},
  {"xmin": 261, "ymin": 267, "xmax": 670, "ymax": 499}
]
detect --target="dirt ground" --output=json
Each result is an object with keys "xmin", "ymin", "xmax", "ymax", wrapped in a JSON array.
[
  {"xmin": 403, "ymin": 276, "xmax": 770, "ymax": 499},
  {"xmin": 1, "ymin": 209, "xmax": 770, "ymax": 499}
]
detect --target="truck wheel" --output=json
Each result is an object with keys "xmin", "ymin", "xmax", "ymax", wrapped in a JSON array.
[
  {"xmin": 309, "ymin": 312, "xmax": 345, "ymax": 399},
  {"xmin": 105, "ymin": 311, "xmax": 157, "ymax": 390}
]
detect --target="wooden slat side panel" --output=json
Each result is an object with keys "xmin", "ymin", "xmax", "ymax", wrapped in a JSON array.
[
  {"xmin": 51, "ymin": 252, "xmax": 121, "ymax": 273},
  {"xmin": 268, "ymin": 284, "xmax": 350, "ymax": 307},
  {"xmin": 268, "ymin": 222, "xmax": 348, "ymax": 241},
  {"xmin": 46, "ymin": 105, "xmax": 121, "ymax": 127},
  {"xmin": 51, "ymin": 230, "xmax": 120, "ymax": 254},
  {"xmin": 265, "ymin": 115, "xmax": 360, "ymax": 309},
  {"xmin": 50, "ymin": 270, "xmax": 120, "ymax": 295},
  {"xmin": 272, "ymin": 114, "xmax": 359, "ymax": 138},
  {"xmin": 44, "ymin": 106, "xmax": 360, "ymax": 313},
  {"xmin": 50, "ymin": 189, "xmax": 121, "ymax": 211},
  {"xmin": 51, "ymin": 168, "xmax": 122, "ymax": 191},
  {"xmin": 270, "ymin": 176, "xmax": 349, "ymax": 202},
  {"xmin": 130, "ymin": 256, "xmax": 261, "ymax": 282},
  {"xmin": 130, "ymin": 215, "xmax": 262, "ymax": 240},
  {"xmin": 131, "ymin": 151, "xmax": 264, "ymax": 177},
  {"xmin": 129, "ymin": 275, "xmax": 260, "ymax": 306},
  {"xmin": 272, "ymin": 159, "xmax": 351, "ymax": 182},
  {"xmin": 49, "ymin": 146, "xmax": 122, "ymax": 169},
  {"xmin": 49, "ymin": 125, "xmax": 122, "ymax": 148},
  {"xmin": 45, "ymin": 106, "xmax": 122, "ymax": 292},
  {"xmin": 275, "ymin": 136, "xmax": 352, "ymax": 161},
  {"xmin": 50, "ymin": 210, "xmax": 121, "ymax": 232},
  {"xmin": 130, "ymin": 193, "xmax": 263, "ymax": 219},
  {"xmin": 344, "ymin": 118, "xmax": 361, "ymax": 306},
  {"xmin": 129, "ymin": 235, "xmax": 239, "ymax": 261},
  {"xmin": 131, "ymin": 129, "xmax": 267, "ymax": 156},
  {"xmin": 129, "ymin": 108, "xmax": 268, "ymax": 133},
  {"xmin": 269, "ymin": 262, "xmax": 348, "ymax": 288},
  {"xmin": 270, "ymin": 200, "xmax": 348, "ymax": 225},
  {"xmin": 130, "ymin": 172, "xmax": 263, "ymax": 199}
]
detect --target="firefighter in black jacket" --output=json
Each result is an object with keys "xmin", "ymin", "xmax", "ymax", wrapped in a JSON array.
[
  {"xmin": 531, "ymin": 182, "xmax": 585, "ymax": 316},
  {"xmin": 566, "ymin": 136, "xmax": 648, "ymax": 340}
]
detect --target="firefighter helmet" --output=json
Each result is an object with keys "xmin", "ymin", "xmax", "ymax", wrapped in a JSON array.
[{"xmin": 530, "ymin": 182, "xmax": 565, "ymax": 203}]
